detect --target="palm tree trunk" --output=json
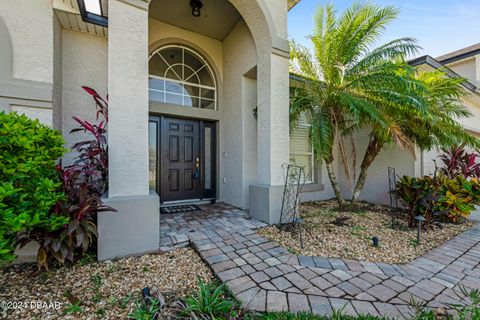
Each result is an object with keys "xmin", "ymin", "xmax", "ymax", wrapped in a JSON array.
[
  {"xmin": 351, "ymin": 137, "xmax": 383, "ymax": 205},
  {"xmin": 325, "ymin": 157, "xmax": 345, "ymax": 206}
]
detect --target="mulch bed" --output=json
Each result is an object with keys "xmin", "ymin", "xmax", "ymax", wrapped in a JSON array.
[
  {"xmin": 0, "ymin": 248, "xmax": 212, "ymax": 319},
  {"xmin": 258, "ymin": 200, "xmax": 475, "ymax": 264}
]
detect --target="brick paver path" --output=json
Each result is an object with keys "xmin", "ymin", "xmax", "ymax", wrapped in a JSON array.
[{"xmin": 160, "ymin": 203, "xmax": 480, "ymax": 319}]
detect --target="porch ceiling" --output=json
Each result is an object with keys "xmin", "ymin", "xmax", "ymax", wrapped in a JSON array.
[
  {"xmin": 53, "ymin": 0, "xmax": 108, "ymax": 37},
  {"xmin": 149, "ymin": 0, "xmax": 241, "ymax": 41}
]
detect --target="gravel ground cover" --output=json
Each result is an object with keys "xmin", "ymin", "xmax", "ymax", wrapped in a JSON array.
[
  {"xmin": 0, "ymin": 248, "xmax": 212, "ymax": 319},
  {"xmin": 259, "ymin": 200, "xmax": 475, "ymax": 264}
]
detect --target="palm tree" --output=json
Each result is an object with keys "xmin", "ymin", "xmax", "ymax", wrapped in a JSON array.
[
  {"xmin": 350, "ymin": 70, "xmax": 480, "ymax": 205},
  {"xmin": 289, "ymin": 1, "xmax": 423, "ymax": 206}
]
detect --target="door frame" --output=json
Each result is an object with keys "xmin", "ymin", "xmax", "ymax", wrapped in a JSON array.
[{"xmin": 149, "ymin": 114, "xmax": 217, "ymax": 204}]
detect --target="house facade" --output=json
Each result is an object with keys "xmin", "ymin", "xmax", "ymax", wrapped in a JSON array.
[
  {"xmin": 0, "ymin": 0, "xmax": 305, "ymax": 260},
  {"xmin": 1, "ymin": 0, "xmax": 479, "ymax": 261}
]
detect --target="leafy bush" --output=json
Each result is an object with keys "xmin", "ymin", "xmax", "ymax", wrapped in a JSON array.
[
  {"xmin": 182, "ymin": 276, "xmax": 235, "ymax": 319},
  {"xmin": 16, "ymin": 87, "xmax": 115, "ymax": 269},
  {"xmin": 0, "ymin": 112, "xmax": 67, "ymax": 263},
  {"xmin": 438, "ymin": 145, "xmax": 480, "ymax": 179},
  {"xmin": 435, "ymin": 175, "xmax": 480, "ymax": 222},
  {"xmin": 395, "ymin": 175, "xmax": 440, "ymax": 227},
  {"xmin": 395, "ymin": 174, "xmax": 480, "ymax": 226}
]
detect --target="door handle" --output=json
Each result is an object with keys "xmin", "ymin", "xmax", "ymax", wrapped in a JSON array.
[{"xmin": 194, "ymin": 157, "xmax": 200, "ymax": 179}]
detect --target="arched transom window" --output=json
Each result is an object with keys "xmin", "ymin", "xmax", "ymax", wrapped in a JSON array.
[{"xmin": 149, "ymin": 46, "xmax": 217, "ymax": 110}]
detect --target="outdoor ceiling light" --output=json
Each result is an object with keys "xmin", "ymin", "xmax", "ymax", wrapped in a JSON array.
[
  {"xmin": 190, "ymin": 0, "xmax": 203, "ymax": 17},
  {"xmin": 77, "ymin": 0, "xmax": 108, "ymax": 27}
]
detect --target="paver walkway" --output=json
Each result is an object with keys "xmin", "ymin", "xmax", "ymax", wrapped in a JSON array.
[{"xmin": 160, "ymin": 203, "xmax": 480, "ymax": 319}]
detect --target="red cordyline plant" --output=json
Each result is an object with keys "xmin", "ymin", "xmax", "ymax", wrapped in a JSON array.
[
  {"xmin": 438, "ymin": 145, "xmax": 480, "ymax": 179},
  {"xmin": 17, "ymin": 87, "xmax": 116, "ymax": 270}
]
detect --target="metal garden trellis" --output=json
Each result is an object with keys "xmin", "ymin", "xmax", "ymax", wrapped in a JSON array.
[
  {"xmin": 388, "ymin": 166, "xmax": 399, "ymax": 227},
  {"xmin": 279, "ymin": 164, "xmax": 306, "ymax": 248}
]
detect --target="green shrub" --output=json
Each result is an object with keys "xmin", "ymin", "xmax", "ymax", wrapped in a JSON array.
[
  {"xmin": 182, "ymin": 276, "xmax": 235, "ymax": 319},
  {"xmin": 128, "ymin": 297, "xmax": 161, "ymax": 320},
  {"xmin": 395, "ymin": 174, "xmax": 479, "ymax": 227},
  {"xmin": 0, "ymin": 112, "xmax": 67, "ymax": 263}
]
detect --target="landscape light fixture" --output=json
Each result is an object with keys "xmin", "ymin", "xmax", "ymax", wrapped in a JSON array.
[
  {"xmin": 415, "ymin": 215, "xmax": 426, "ymax": 244},
  {"xmin": 190, "ymin": 0, "xmax": 203, "ymax": 17},
  {"xmin": 372, "ymin": 236, "xmax": 379, "ymax": 247}
]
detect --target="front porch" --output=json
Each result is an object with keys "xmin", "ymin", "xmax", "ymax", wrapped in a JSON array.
[
  {"xmin": 159, "ymin": 203, "xmax": 267, "ymax": 248},
  {"xmin": 96, "ymin": 0, "xmax": 291, "ymax": 260}
]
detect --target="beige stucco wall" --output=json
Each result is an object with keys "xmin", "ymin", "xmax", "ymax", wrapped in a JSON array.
[
  {"xmin": 420, "ymin": 58, "xmax": 480, "ymax": 177},
  {"xmin": 222, "ymin": 19, "xmax": 257, "ymax": 208},
  {"xmin": 448, "ymin": 58, "xmax": 477, "ymax": 87},
  {"xmin": 109, "ymin": 0, "xmax": 150, "ymax": 198},
  {"xmin": 0, "ymin": 1, "xmax": 54, "ymax": 126},
  {"xmin": 149, "ymin": 19, "xmax": 224, "ymax": 81},
  {"xmin": 61, "ymin": 30, "xmax": 108, "ymax": 165},
  {"xmin": 52, "ymin": 16, "xmax": 63, "ymax": 131},
  {"xmin": 0, "ymin": 0, "xmax": 53, "ymax": 83},
  {"xmin": 242, "ymin": 76, "xmax": 258, "ymax": 207},
  {"xmin": 338, "ymin": 129, "xmax": 419, "ymax": 205},
  {"xmin": 264, "ymin": 0, "xmax": 288, "ymax": 39}
]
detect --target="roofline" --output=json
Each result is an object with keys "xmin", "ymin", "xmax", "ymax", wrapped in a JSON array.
[
  {"xmin": 288, "ymin": 0, "xmax": 302, "ymax": 11},
  {"xmin": 409, "ymin": 55, "xmax": 477, "ymax": 93},
  {"xmin": 437, "ymin": 47, "xmax": 480, "ymax": 65}
]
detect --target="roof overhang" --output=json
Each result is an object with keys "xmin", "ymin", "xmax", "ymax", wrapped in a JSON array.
[
  {"xmin": 409, "ymin": 55, "xmax": 477, "ymax": 93},
  {"xmin": 54, "ymin": 0, "xmax": 108, "ymax": 36},
  {"xmin": 436, "ymin": 43, "xmax": 480, "ymax": 65},
  {"xmin": 288, "ymin": 0, "xmax": 302, "ymax": 11}
]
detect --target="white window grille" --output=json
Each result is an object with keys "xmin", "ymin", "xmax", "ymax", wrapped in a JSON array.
[{"xmin": 148, "ymin": 45, "xmax": 217, "ymax": 110}]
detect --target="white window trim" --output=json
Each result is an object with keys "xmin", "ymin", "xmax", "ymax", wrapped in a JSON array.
[{"xmin": 290, "ymin": 120, "xmax": 315, "ymax": 184}]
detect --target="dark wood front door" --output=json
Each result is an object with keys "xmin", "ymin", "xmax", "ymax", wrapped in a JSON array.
[
  {"xmin": 161, "ymin": 117, "xmax": 201, "ymax": 202},
  {"xmin": 149, "ymin": 115, "xmax": 217, "ymax": 204}
]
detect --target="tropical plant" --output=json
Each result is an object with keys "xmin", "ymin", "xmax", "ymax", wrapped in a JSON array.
[
  {"xmin": 16, "ymin": 86, "xmax": 115, "ymax": 270},
  {"xmin": 351, "ymin": 69, "xmax": 479, "ymax": 205},
  {"xmin": 289, "ymin": 1, "xmax": 424, "ymax": 206},
  {"xmin": 182, "ymin": 276, "xmax": 235, "ymax": 319},
  {"xmin": 0, "ymin": 112, "xmax": 67, "ymax": 263},
  {"xmin": 395, "ymin": 175, "xmax": 441, "ymax": 227},
  {"xmin": 396, "ymin": 173, "xmax": 480, "ymax": 226},
  {"xmin": 438, "ymin": 145, "xmax": 480, "ymax": 179},
  {"xmin": 128, "ymin": 297, "xmax": 161, "ymax": 320},
  {"xmin": 435, "ymin": 175, "xmax": 480, "ymax": 222}
]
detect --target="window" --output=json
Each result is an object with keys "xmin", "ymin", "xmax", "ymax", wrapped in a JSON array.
[
  {"xmin": 290, "ymin": 112, "xmax": 314, "ymax": 183},
  {"xmin": 149, "ymin": 46, "xmax": 216, "ymax": 110},
  {"xmin": 76, "ymin": 0, "xmax": 108, "ymax": 27}
]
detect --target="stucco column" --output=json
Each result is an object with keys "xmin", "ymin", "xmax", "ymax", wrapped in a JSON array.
[
  {"xmin": 108, "ymin": 0, "xmax": 149, "ymax": 197},
  {"xmin": 98, "ymin": 0, "xmax": 159, "ymax": 260},
  {"xmin": 249, "ymin": 50, "xmax": 290, "ymax": 223}
]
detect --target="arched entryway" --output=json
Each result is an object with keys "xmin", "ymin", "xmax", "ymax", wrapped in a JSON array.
[{"xmin": 147, "ymin": 44, "xmax": 218, "ymax": 203}]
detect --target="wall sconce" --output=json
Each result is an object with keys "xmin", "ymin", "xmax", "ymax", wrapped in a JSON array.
[{"xmin": 190, "ymin": 0, "xmax": 203, "ymax": 17}]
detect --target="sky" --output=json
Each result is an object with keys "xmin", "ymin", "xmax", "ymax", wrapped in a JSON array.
[{"xmin": 288, "ymin": 0, "xmax": 480, "ymax": 58}]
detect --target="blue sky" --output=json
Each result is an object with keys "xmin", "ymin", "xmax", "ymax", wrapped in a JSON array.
[{"xmin": 288, "ymin": 0, "xmax": 480, "ymax": 58}]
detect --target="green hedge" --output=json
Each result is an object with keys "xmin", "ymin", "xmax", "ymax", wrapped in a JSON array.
[{"xmin": 0, "ymin": 112, "xmax": 67, "ymax": 262}]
